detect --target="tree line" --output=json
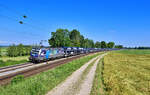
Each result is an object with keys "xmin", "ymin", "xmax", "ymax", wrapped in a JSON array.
[
  {"xmin": 49, "ymin": 28, "xmax": 122, "ymax": 48},
  {"xmin": 125, "ymin": 46, "xmax": 150, "ymax": 49},
  {"xmin": 0, "ymin": 48, "xmax": 1, "ymax": 57},
  {"xmin": 7, "ymin": 44, "xmax": 32, "ymax": 57}
]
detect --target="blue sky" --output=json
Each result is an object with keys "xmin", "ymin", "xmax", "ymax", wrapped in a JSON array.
[{"xmin": 0, "ymin": 0, "xmax": 150, "ymax": 47}]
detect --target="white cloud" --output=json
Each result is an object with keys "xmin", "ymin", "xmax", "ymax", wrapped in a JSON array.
[
  {"xmin": 0, "ymin": 40, "xmax": 7, "ymax": 44},
  {"xmin": 0, "ymin": 40, "xmax": 17, "ymax": 44}
]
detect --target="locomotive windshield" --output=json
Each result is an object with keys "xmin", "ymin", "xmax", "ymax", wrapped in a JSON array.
[{"xmin": 31, "ymin": 48, "xmax": 40, "ymax": 54}]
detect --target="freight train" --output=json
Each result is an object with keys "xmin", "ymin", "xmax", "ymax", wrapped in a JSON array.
[{"xmin": 29, "ymin": 47, "xmax": 116, "ymax": 63}]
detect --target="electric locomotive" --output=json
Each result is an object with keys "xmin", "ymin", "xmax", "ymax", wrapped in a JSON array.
[{"xmin": 29, "ymin": 47, "xmax": 65, "ymax": 62}]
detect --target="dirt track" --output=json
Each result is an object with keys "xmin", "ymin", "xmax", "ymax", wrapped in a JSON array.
[{"xmin": 46, "ymin": 53, "xmax": 106, "ymax": 95}]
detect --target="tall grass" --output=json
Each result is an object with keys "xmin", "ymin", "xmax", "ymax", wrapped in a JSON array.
[
  {"xmin": 1, "ymin": 56, "xmax": 29, "ymax": 62},
  {"xmin": 103, "ymin": 51, "xmax": 150, "ymax": 95},
  {"xmin": 90, "ymin": 59, "xmax": 106, "ymax": 95},
  {"xmin": 0, "ymin": 60, "xmax": 28, "ymax": 68},
  {"xmin": 0, "ymin": 53, "xmax": 101, "ymax": 95},
  {"xmin": 0, "ymin": 56, "xmax": 29, "ymax": 67}
]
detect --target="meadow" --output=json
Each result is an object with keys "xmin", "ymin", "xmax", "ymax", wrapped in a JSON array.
[
  {"xmin": 0, "ymin": 47, "xmax": 29, "ymax": 67},
  {"xmin": 103, "ymin": 50, "xmax": 150, "ymax": 95},
  {"xmin": 0, "ymin": 56, "xmax": 29, "ymax": 67},
  {"xmin": 116, "ymin": 49, "xmax": 150, "ymax": 54},
  {"xmin": 0, "ymin": 52, "xmax": 102, "ymax": 95}
]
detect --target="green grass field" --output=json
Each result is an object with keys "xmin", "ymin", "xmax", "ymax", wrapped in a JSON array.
[
  {"xmin": 0, "ymin": 47, "xmax": 29, "ymax": 67},
  {"xmin": 116, "ymin": 49, "xmax": 150, "ymax": 54},
  {"xmin": 0, "ymin": 56, "xmax": 29, "ymax": 62},
  {"xmin": 0, "ymin": 52, "xmax": 102, "ymax": 95},
  {"xmin": 103, "ymin": 50, "xmax": 150, "ymax": 95},
  {"xmin": 0, "ymin": 56, "xmax": 29, "ymax": 67}
]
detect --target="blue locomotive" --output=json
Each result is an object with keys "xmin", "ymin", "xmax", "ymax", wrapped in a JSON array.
[{"xmin": 29, "ymin": 47, "xmax": 65, "ymax": 62}]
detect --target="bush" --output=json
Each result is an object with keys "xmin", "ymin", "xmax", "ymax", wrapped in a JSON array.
[
  {"xmin": 7, "ymin": 44, "xmax": 18, "ymax": 57},
  {"xmin": 7, "ymin": 44, "xmax": 32, "ymax": 57},
  {"xmin": 0, "ymin": 60, "xmax": 4, "ymax": 64},
  {"xmin": 11, "ymin": 75, "xmax": 25, "ymax": 84}
]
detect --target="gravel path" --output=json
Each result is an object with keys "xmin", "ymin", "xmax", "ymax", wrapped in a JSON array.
[
  {"xmin": 46, "ymin": 53, "xmax": 106, "ymax": 95},
  {"xmin": 76, "ymin": 54, "xmax": 106, "ymax": 95}
]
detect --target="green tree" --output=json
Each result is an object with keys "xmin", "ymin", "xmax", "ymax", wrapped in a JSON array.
[
  {"xmin": 80, "ymin": 35, "xmax": 85, "ymax": 47},
  {"xmin": 107, "ymin": 42, "xmax": 115, "ymax": 48},
  {"xmin": 83, "ymin": 38, "xmax": 94, "ymax": 48},
  {"xmin": 115, "ymin": 45, "xmax": 123, "ymax": 49},
  {"xmin": 7, "ymin": 46, "xmax": 12, "ymax": 57},
  {"xmin": 100, "ymin": 41, "xmax": 107, "ymax": 48},
  {"xmin": 7, "ymin": 44, "xmax": 18, "ymax": 57},
  {"xmin": 84, "ymin": 38, "xmax": 89, "ymax": 48},
  {"xmin": 48, "ymin": 28, "xmax": 116, "ymax": 49},
  {"xmin": 63, "ymin": 30, "xmax": 71, "ymax": 47},
  {"xmin": 95, "ymin": 41, "xmax": 101, "ymax": 48},
  {"xmin": 70, "ymin": 29, "xmax": 81, "ymax": 47},
  {"xmin": 25, "ymin": 46, "xmax": 32, "ymax": 55},
  {"xmin": 17, "ymin": 43, "xmax": 24, "ymax": 56},
  {"xmin": 48, "ymin": 29, "xmax": 71, "ymax": 47},
  {"xmin": 88, "ymin": 39, "xmax": 95, "ymax": 48}
]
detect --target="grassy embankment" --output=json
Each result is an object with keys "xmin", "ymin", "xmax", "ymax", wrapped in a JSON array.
[
  {"xmin": 0, "ymin": 52, "xmax": 102, "ymax": 95},
  {"xmin": 91, "ymin": 49, "xmax": 150, "ymax": 95},
  {"xmin": 0, "ymin": 47, "xmax": 29, "ymax": 67}
]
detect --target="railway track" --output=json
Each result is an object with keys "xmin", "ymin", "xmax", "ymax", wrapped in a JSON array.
[
  {"xmin": 0, "ymin": 63, "xmax": 34, "ymax": 73},
  {"xmin": 0, "ymin": 53, "xmax": 93, "ymax": 86}
]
